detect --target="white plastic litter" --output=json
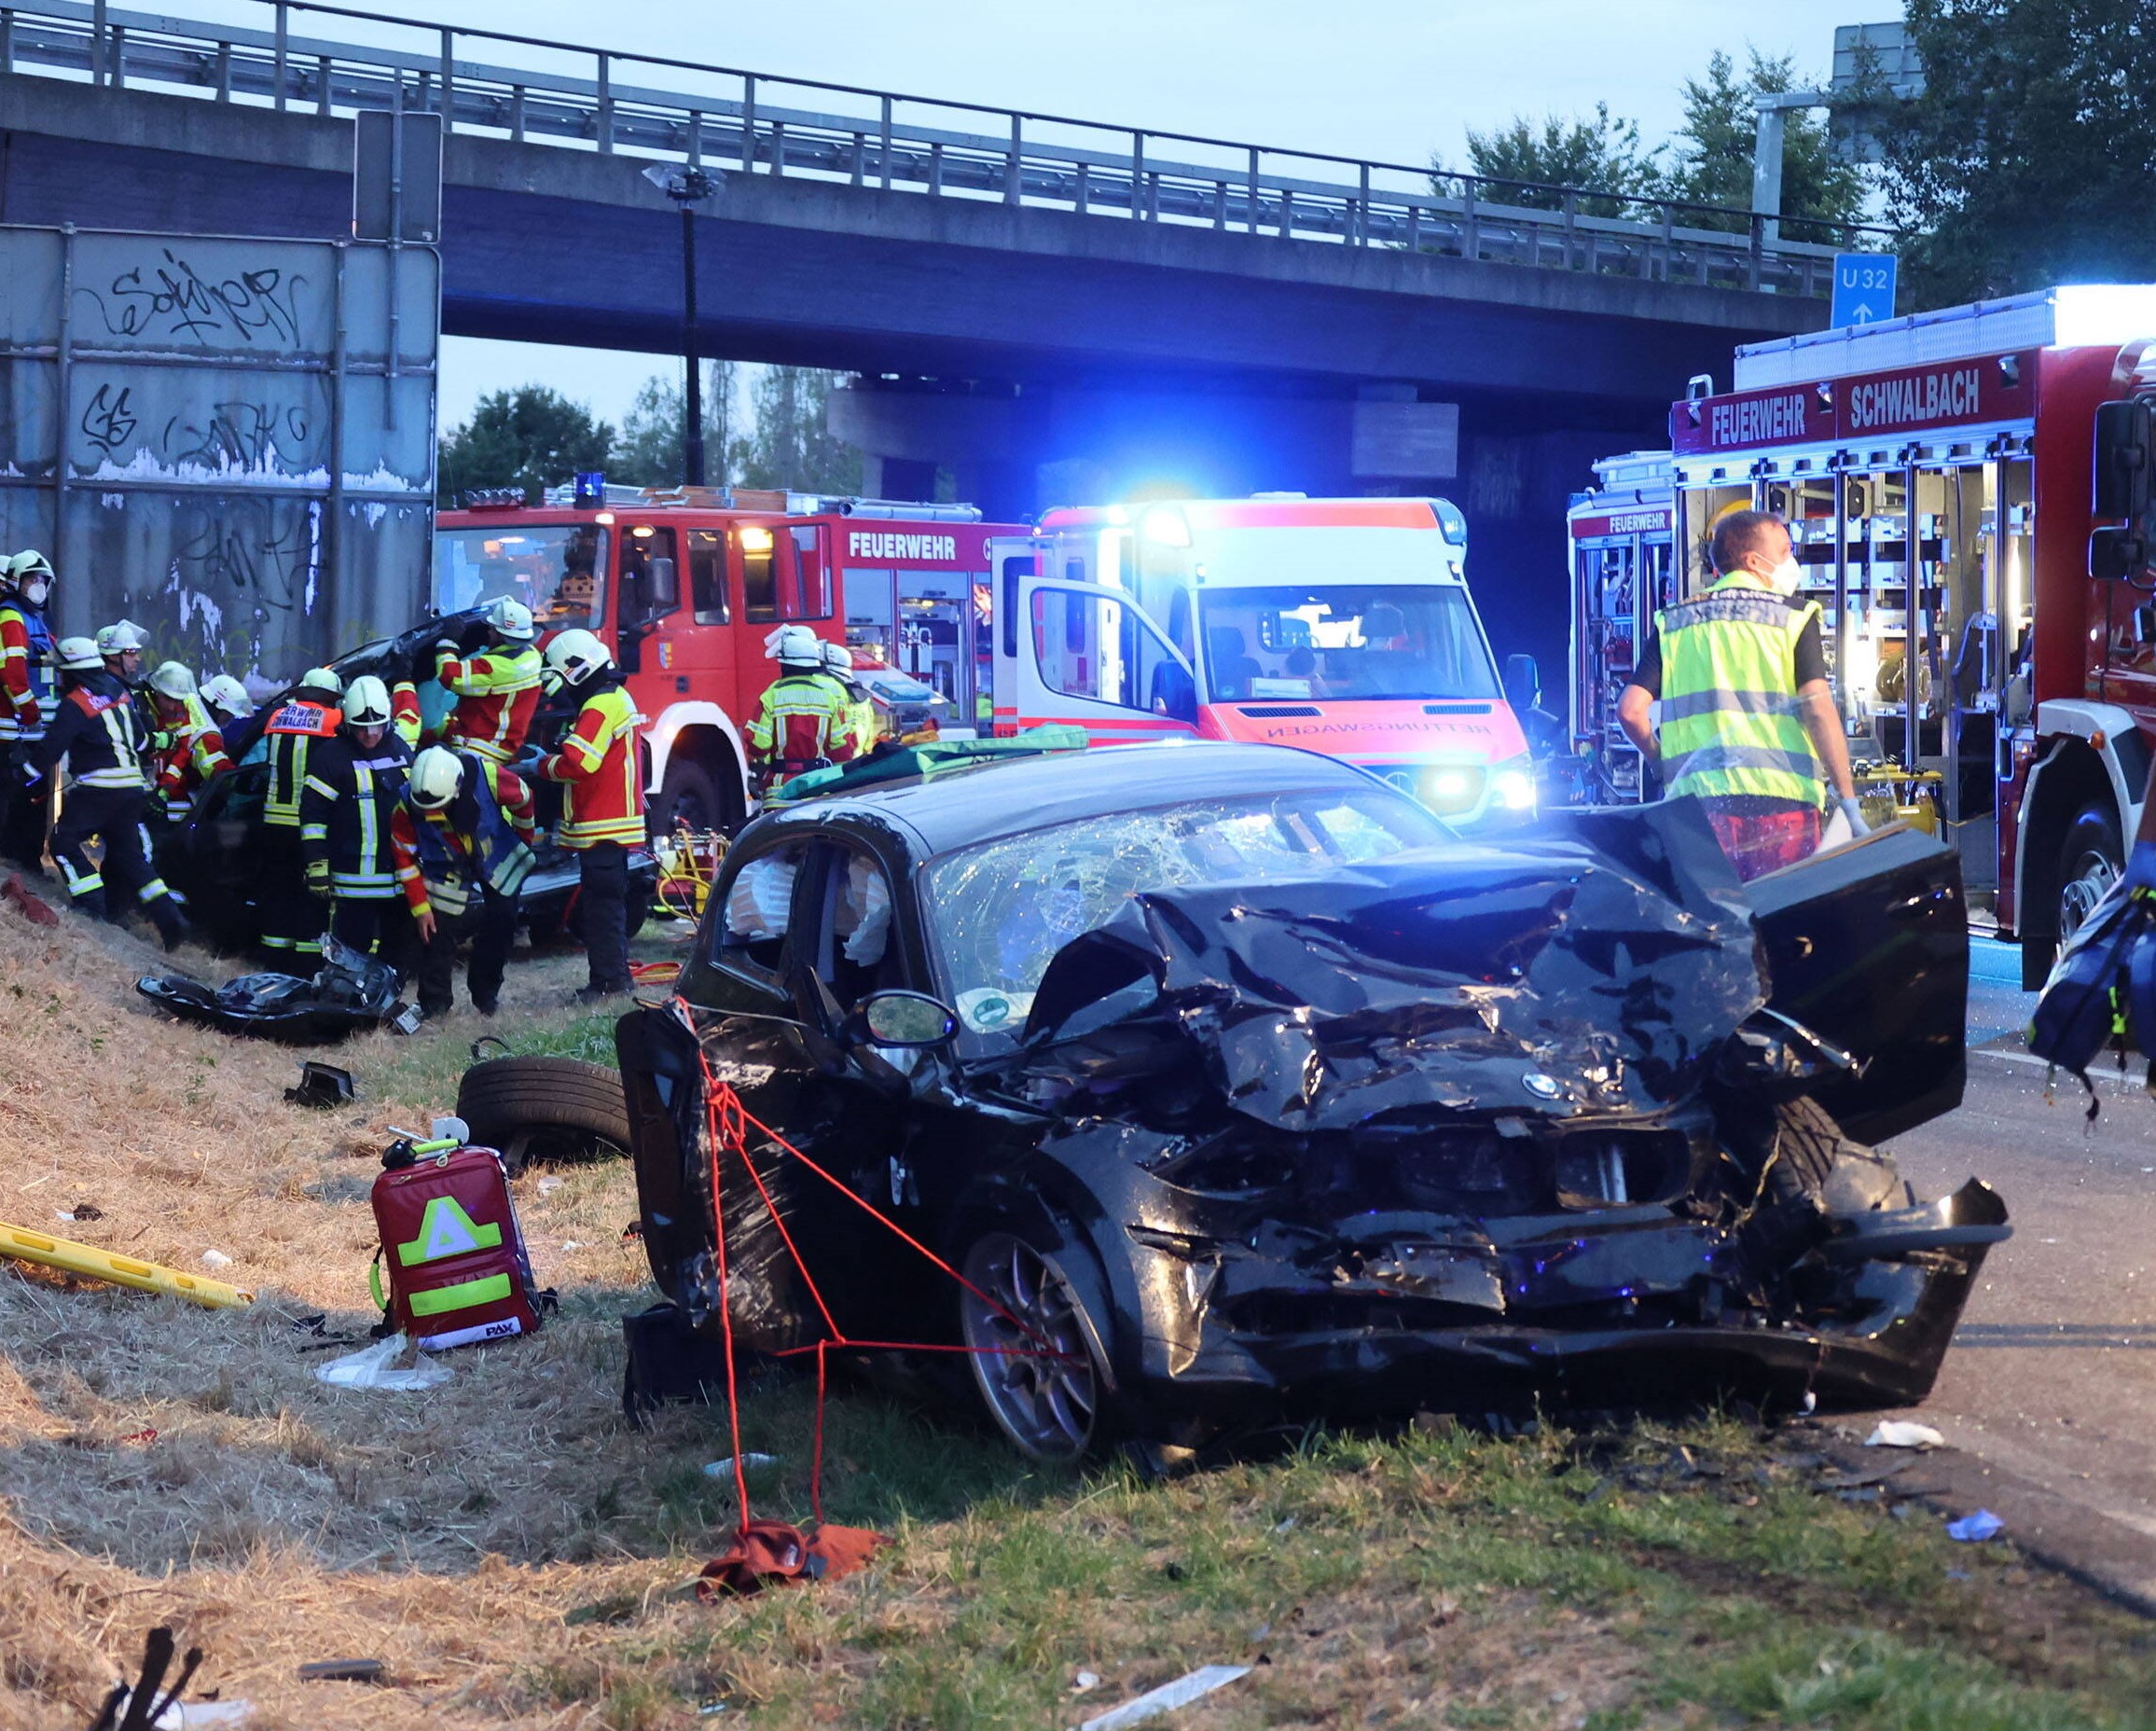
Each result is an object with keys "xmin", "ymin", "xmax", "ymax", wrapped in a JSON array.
[
  {"xmin": 200, "ymin": 1250, "xmax": 233, "ymax": 1269},
  {"xmin": 536, "ymin": 1176, "xmax": 564, "ymax": 1196},
  {"xmin": 1865, "ymin": 1421, "xmax": 1945, "ymax": 1449},
  {"xmin": 560, "ymin": 1240, "xmax": 584, "ymax": 1252},
  {"xmin": 1073, "ymin": 1670, "xmax": 1102, "ymax": 1694},
  {"xmin": 702, "ymin": 1454, "xmax": 781, "ymax": 1477},
  {"xmin": 315, "ymin": 1334, "xmax": 452, "ymax": 1392},
  {"xmin": 110, "ymin": 1691, "xmax": 254, "ymax": 1728},
  {"xmin": 1080, "ymin": 1666, "xmax": 1251, "ymax": 1730},
  {"xmin": 1946, "ymin": 1509, "xmax": 2005, "ymax": 1543}
]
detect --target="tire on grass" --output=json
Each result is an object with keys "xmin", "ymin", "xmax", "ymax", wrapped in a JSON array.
[{"xmin": 455, "ymin": 1055, "xmax": 632, "ymax": 1176}]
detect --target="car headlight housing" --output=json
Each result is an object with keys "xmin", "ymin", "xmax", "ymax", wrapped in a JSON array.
[{"xmin": 1491, "ymin": 758, "xmax": 1537, "ymax": 813}]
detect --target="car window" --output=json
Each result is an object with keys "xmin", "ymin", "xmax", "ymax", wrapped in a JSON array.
[
  {"xmin": 712, "ymin": 842, "xmax": 808, "ymax": 979},
  {"xmin": 819, "ymin": 847, "xmax": 904, "ymax": 1008},
  {"xmin": 923, "ymin": 791, "xmax": 1444, "ymax": 1042}
]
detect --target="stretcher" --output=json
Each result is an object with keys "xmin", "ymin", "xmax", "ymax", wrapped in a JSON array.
[{"xmin": 0, "ymin": 1219, "xmax": 256, "ymax": 1308}]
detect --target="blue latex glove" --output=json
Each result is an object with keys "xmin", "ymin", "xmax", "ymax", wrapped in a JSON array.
[
  {"xmin": 2125, "ymin": 839, "xmax": 2156, "ymax": 893},
  {"xmin": 1836, "ymin": 796, "xmax": 1872, "ymax": 838}
]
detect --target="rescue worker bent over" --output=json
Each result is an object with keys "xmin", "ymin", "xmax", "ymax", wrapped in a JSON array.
[
  {"xmin": 259, "ymin": 668, "xmax": 345, "ymax": 964},
  {"xmin": 391, "ymin": 744, "xmax": 537, "ymax": 1018},
  {"xmin": 1617, "ymin": 509, "xmax": 1864, "ymax": 881},
  {"xmin": 199, "ymin": 674, "xmax": 253, "ymax": 735},
  {"xmin": 747, "ymin": 625, "xmax": 855, "ymax": 788},
  {"xmin": 28, "ymin": 637, "xmax": 187, "ymax": 948},
  {"xmin": 145, "ymin": 662, "xmax": 232, "ymax": 827},
  {"xmin": 0, "ymin": 551, "xmax": 59, "ymax": 869},
  {"xmin": 536, "ymin": 630, "xmax": 645, "ymax": 1003},
  {"xmin": 435, "ymin": 597, "xmax": 543, "ymax": 764},
  {"xmin": 300, "ymin": 675, "xmax": 414, "ymax": 967}
]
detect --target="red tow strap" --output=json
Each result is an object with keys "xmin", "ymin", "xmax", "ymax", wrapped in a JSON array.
[{"xmin": 686, "ymin": 1016, "xmax": 1070, "ymax": 1595}]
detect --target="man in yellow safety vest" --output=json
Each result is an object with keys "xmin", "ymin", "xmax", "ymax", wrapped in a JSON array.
[{"xmin": 1617, "ymin": 509, "xmax": 1864, "ymax": 881}]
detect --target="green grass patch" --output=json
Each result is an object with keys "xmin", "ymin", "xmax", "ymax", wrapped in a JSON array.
[{"xmin": 518, "ymin": 1387, "xmax": 2156, "ymax": 1730}]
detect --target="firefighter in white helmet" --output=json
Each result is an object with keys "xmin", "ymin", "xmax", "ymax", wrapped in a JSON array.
[
  {"xmin": 747, "ymin": 625, "xmax": 856, "ymax": 790},
  {"xmin": 145, "ymin": 661, "xmax": 232, "ymax": 827},
  {"xmin": 536, "ymin": 629, "xmax": 645, "ymax": 1002},
  {"xmin": 301, "ymin": 674, "xmax": 417, "ymax": 968},
  {"xmin": 0, "ymin": 550, "xmax": 59, "ymax": 869},
  {"xmin": 257, "ymin": 666, "xmax": 346, "ymax": 963},
  {"xmin": 392, "ymin": 743, "xmax": 538, "ymax": 1018},
  {"xmin": 28, "ymin": 636, "xmax": 187, "ymax": 948},
  {"xmin": 821, "ymin": 639, "xmax": 879, "ymax": 757},
  {"xmin": 434, "ymin": 596, "xmax": 543, "ymax": 764},
  {"xmin": 198, "ymin": 674, "xmax": 253, "ymax": 732}
]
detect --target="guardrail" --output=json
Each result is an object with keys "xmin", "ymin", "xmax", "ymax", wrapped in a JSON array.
[{"xmin": 1, "ymin": 0, "xmax": 1890, "ymax": 296}]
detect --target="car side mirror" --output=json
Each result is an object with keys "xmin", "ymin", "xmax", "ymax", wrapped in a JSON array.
[
  {"xmin": 1503, "ymin": 653, "xmax": 1541, "ymax": 713},
  {"xmin": 851, "ymin": 989, "xmax": 958, "ymax": 1048}
]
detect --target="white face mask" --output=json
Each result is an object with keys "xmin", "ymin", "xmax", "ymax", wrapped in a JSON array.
[
  {"xmin": 1762, "ymin": 556, "xmax": 1804, "ymax": 597},
  {"xmin": 21, "ymin": 578, "xmax": 48, "ymax": 607}
]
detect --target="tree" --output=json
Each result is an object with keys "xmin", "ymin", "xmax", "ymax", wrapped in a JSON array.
[
  {"xmin": 1881, "ymin": 0, "xmax": 2156, "ymax": 305},
  {"xmin": 733, "ymin": 368, "xmax": 864, "ymax": 496},
  {"xmin": 1444, "ymin": 104, "xmax": 1663, "ymax": 217},
  {"xmin": 1661, "ymin": 50, "xmax": 1869, "ymax": 242},
  {"xmin": 614, "ymin": 361, "xmax": 745, "ymax": 488},
  {"xmin": 436, "ymin": 386, "xmax": 612, "ymax": 507}
]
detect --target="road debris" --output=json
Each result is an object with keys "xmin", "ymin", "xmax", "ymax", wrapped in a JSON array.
[
  {"xmin": 702, "ymin": 1454, "xmax": 780, "ymax": 1479},
  {"xmin": 1866, "ymin": 1420, "xmax": 1946, "ymax": 1448},
  {"xmin": 1079, "ymin": 1664, "xmax": 1252, "ymax": 1730},
  {"xmin": 314, "ymin": 1334, "xmax": 452, "ymax": 1392},
  {"xmin": 1946, "ymin": 1509, "xmax": 2007, "ymax": 1542}
]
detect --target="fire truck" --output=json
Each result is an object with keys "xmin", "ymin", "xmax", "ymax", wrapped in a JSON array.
[
  {"xmin": 434, "ymin": 486, "xmax": 1022, "ymax": 831},
  {"xmin": 1566, "ymin": 452, "xmax": 1676, "ymax": 804},
  {"xmin": 988, "ymin": 495, "xmax": 1539, "ymax": 827},
  {"xmin": 1579, "ymin": 284, "xmax": 2156, "ymax": 985}
]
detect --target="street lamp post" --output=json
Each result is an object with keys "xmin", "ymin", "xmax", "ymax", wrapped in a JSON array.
[{"xmin": 643, "ymin": 163, "xmax": 722, "ymax": 485}]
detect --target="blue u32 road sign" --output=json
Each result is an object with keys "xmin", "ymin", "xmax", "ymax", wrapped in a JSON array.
[{"xmin": 1831, "ymin": 253, "xmax": 1899, "ymax": 327}]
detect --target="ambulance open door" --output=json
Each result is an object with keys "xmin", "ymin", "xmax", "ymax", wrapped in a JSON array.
[{"xmin": 998, "ymin": 560, "xmax": 1199, "ymax": 744}]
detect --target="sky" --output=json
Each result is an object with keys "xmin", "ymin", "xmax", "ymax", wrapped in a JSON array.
[{"xmin": 193, "ymin": 0, "xmax": 1876, "ymax": 429}]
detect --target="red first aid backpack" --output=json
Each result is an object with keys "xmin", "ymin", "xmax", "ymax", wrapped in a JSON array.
[{"xmin": 369, "ymin": 1142, "xmax": 545, "ymax": 1350}]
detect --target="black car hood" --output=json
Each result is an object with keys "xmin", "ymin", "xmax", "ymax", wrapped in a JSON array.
[{"xmin": 1016, "ymin": 800, "xmax": 1767, "ymax": 1131}]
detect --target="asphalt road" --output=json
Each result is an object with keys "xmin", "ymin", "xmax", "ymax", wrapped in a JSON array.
[{"xmin": 1868, "ymin": 935, "xmax": 2156, "ymax": 1599}]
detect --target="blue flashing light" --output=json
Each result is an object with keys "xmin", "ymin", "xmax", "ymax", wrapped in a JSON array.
[{"xmin": 1432, "ymin": 497, "xmax": 1469, "ymax": 547}]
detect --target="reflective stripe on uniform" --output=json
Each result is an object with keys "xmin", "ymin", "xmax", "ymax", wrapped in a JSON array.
[{"xmin": 1655, "ymin": 579, "xmax": 1824, "ymax": 809}]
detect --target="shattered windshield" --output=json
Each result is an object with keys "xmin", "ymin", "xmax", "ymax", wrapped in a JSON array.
[
  {"xmin": 924, "ymin": 790, "xmax": 1445, "ymax": 1041},
  {"xmin": 433, "ymin": 524, "xmax": 608, "ymax": 630},
  {"xmin": 1198, "ymin": 584, "xmax": 1500, "ymax": 702}
]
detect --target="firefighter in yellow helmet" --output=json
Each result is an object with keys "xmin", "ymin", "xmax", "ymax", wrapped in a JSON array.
[{"xmin": 1617, "ymin": 508, "xmax": 1864, "ymax": 881}]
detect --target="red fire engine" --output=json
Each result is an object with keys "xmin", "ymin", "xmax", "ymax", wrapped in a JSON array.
[
  {"xmin": 435, "ymin": 487, "xmax": 1023, "ymax": 830},
  {"xmin": 1566, "ymin": 452, "xmax": 1676, "ymax": 804},
  {"xmin": 1581, "ymin": 285, "xmax": 2156, "ymax": 985}
]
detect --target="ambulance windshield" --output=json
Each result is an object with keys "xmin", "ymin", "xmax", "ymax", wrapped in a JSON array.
[
  {"xmin": 1196, "ymin": 584, "xmax": 1500, "ymax": 703},
  {"xmin": 433, "ymin": 524, "xmax": 609, "ymax": 630}
]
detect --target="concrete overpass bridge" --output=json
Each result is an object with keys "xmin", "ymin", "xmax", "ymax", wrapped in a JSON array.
[{"xmin": 0, "ymin": 0, "xmax": 1870, "ymax": 661}]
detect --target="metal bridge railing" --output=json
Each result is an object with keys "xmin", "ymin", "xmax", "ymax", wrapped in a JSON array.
[{"xmin": 1, "ymin": 0, "xmax": 1889, "ymax": 297}]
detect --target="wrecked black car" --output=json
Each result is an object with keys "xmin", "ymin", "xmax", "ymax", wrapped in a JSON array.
[
  {"xmin": 615, "ymin": 741, "xmax": 2005, "ymax": 1460},
  {"xmin": 162, "ymin": 611, "xmax": 656, "ymax": 952}
]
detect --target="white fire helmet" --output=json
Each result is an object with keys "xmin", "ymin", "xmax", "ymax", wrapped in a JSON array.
[
  {"xmin": 543, "ymin": 628, "xmax": 612, "ymax": 688},
  {"xmin": 147, "ymin": 661, "xmax": 199, "ymax": 701},
  {"xmin": 408, "ymin": 745, "xmax": 466, "ymax": 810},
  {"xmin": 95, "ymin": 619, "xmax": 148, "ymax": 657},
  {"xmin": 56, "ymin": 636, "xmax": 104, "ymax": 672},
  {"xmin": 343, "ymin": 675, "xmax": 394, "ymax": 728},
  {"xmin": 4, "ymin": 550, "xmax": 53, "ymax": 602},
  {"xmin": 200, "ymin": 674, "xmax": 251, "ymax": 717},
  {"xmin": 769, "ymin": 623, "xmax": 823, "ymax": 668},
  {"xmin": 821, "ymin": 641, "xmax": 855, "ymax": 677},
  {"xmin": 488, "ymin": 596, "xmax": 537, "ymax": 642},
  {"xmin": 297, "ymin": 666, "xmax": 343, "ymax": 699}
]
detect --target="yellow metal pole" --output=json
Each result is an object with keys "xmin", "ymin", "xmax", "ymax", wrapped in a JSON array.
[{"xmin": 0, "ymin": 1220, "xmax": 255, "ymax": 1309}]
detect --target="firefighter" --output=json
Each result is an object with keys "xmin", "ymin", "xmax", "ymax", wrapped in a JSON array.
[
  {"xmin": 435, "ymin": 597, "xmax": 543, "ymax": 764},
  {"xmin": 301, "ymin": 675, "xmax": 415, "ymax": 969},
  {"xmin": 1616, "ymin": 508, "xmax": 1865, "ymax": 881},
  {"xmin": 822, "ymin": 640, "xmax": 879, "ymax": 755},
  {"xmin": 391, "ymin": 744, "xmax": 537, "ymax": 1019},
  {"xmin": 535, "ymin": 629, "xmax": 645, "ymax": 1003},
  {"xmin": 199, "ymin": 674, "xmax": 253, "ymax": 734},
  {"xmin": 145, "ymin": 662, "xmax": 232, "ymax": 827},
  {"xmin": 258, "ymin": 666, "xmax": 345, "ymax": 964},
  {"xmin": 27, "ymin": 637, "xmax": 187, "ymax": 949},
  {"xmin": 95, "ymin": 619, "xmax": 148, "ymax": 689},
  {"xmin": 0, "ymin": 550, "xmax": 59, "ymax": 869},
  {"xmin": 747, "ymin": 625, "xmax": 855, "ymax": 788}
]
